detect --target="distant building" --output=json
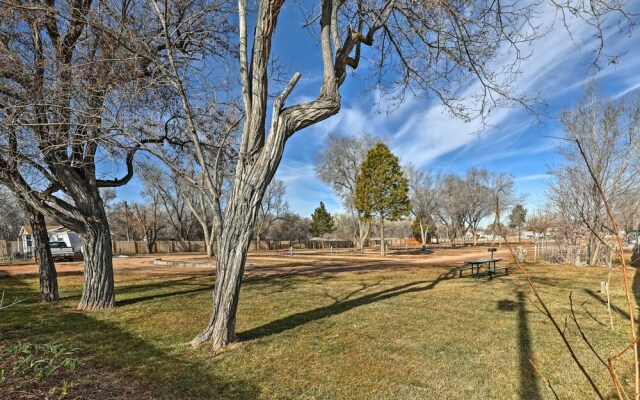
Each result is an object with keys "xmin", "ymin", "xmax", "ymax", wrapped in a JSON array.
[
  {"xmin": 626, "ymin": 230, "xmax": 640, "ymax": 244},
  {"xmin": 18, "ymin": 225, "xmax": 83, "ymax": 256}
]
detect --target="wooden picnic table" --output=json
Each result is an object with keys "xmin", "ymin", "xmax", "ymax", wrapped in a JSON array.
[{"xmin": 459, "ymin": 258, "xmax": 503, "ymax": 278}]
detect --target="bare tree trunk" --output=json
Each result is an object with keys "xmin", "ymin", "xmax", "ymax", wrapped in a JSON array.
[
  {"xmin": 356, "ymin": 218, "xmax": 370, "ymax": 250},
  {"xmin": 189, "ymin": 192, "xmax": 257, "ymax": 350},
  {"xmin": 78, "ymin": 214, "xmax": 115, "ymax": 310},
  {"xmin": 419, "ymin": 220, "xmax": 427, "ymax": 250},
  {"xmin": 201, "ymin": 221, "xmax": 214, "ymax": 257},
  {"xmin": 124, "ymin": 201, "xmax": 132, "ymax": 242},
  {"xmin": 28, "ymin": 208, "xmax": 58, "ymax": 302},
  {"xmin": 380, "ymin": 215, "xmax": 386, "ymax": 256},
  {"xmin": 590, "ymin": 239, "xmax": 601, "ymax": 265},
  {"xmin": 146, "ymin": 235, "xmax": 153, "ymax": 254},
  {"xmin": 207, "ymin": 226, "xmax": 216, "ymax": 257}
]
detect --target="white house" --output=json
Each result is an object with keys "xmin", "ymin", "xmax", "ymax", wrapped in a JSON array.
[{"xmin": 18, "ymin": 225, "xmax": 83, "ymax": 255}]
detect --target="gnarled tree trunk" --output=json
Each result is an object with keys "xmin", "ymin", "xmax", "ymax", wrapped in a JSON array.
[
  {"xmin": 27, "ymin": 207, "xmax": 58, "ymax": 302},
  {"xmin": 190, "ymin": 177, "xmax": 263, "ymax": 349},
  {"xmin": 78, "ymin": 212, "xmax": 115, "ymax": 310},
  {"xmin": 187, "ymin": 0, "xmax": 367, "ymax": 352}
]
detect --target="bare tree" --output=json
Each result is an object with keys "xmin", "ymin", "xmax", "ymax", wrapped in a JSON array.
[
  {"xmin": 108, "ymin": 201, "xmax": 136, "ymax": 241},
  {"xmin": 315, "ymin": 133, "xmax": 378, "ymax": 249},
  {"xmin": 527, "ymin": 210, "xmax": 554, "ymax": 262},
  {"xmin": 269, "ymin": 212, "xmax": 309, "ymax": 242},
  {"xmin": 527, "ymin": 211, "xmax": 554, "ymax": 239},
  {"xmin": 329, "ymin": 212, "xmax": 359, "ymax": 241},
  {"xmin": 433, "ymin": 174, "xmax": 467, "ymax": 246},
  {"xmin": 132, "ymin": 203, "xmax": 165, "ymax": 254},
  {"xmin": 461, "ymin": 168, "xmax": 493, "ymax": 246},
  {"xmin": 140, "ymin": 103, "xmax": 242, "ymax": 257},
  {"xmin": 139, "ymin": 166, "xmax": 199, "ymax": 241},
  {"xmin": 488, "ymin": 172, "xmax": 518, "ymax": 245},
  {"xmin": 405, "ymin": 164, "xmax": 435, "ymax": 250},
  {"xmin": 133, "ymin": 177, "xmax": 168, "ymax": 253},
  {"xmin": 0, "ymin": 0, "xmax": 175, "ymax": 309},
  {"xmin": 255, "ymin": 179, "xmax": 289, "ymax": 249},
  {"xmin": 549, "ymin": 84, "xmax": 640, "ymax": 265}
]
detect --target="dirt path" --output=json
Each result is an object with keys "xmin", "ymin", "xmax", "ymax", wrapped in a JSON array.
[{"xmin": 0, "ymin": 247, "xmax": 518, "ymax": 278}]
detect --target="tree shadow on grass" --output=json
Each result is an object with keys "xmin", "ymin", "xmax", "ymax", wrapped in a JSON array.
[
  {"xmin": 584, "ymin": 289, "xmax": 638, "ymax": 324},
  {"xmin": 497, "ymin": 291, "xmax": 542, "ymax": 400},
  {"xmin": 117, "ymin": 283, "xmax": 213, "ymax": 306},
  {"xmin": 239, "ymin": 268, "xmax": 458, "ymax": 342},
  {"xmin": 0, "ymin": 278, "xmax": 259, "ymax": 400},
  {"xmin": 54, "ymin": 276, "xmax": 212, "ymax": 304},
  {"xmin": 0, "ymin": 269, "xmax": 85, "ymax": 279},
  {"xmin": 242, "ymin": 272, "xmax": 335, "ymax": 296}
]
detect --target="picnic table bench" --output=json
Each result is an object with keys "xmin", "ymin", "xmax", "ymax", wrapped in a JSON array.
[
  {"xmin": 458, "ymin": 264, "xmax": 480, "ymax": 277},
  {"xmin": 458, "ymin": 258, "xmax": 504, "ymax": 279},
  {"xmin": 489, "ymin": 265, "xmax": 510, "ymax": 279}
]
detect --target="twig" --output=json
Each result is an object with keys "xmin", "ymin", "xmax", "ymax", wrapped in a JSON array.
[
  {"xmin": 608, "ymin": 357, "xmax": 630, "ymax": 400},
  {"xmin": 0, "ymin": 290, "xmax": 23, "ymax": 310},
  {"xmin": 530, "ymin": 358, "xmax": 561, "ymax": 400},
  {"xmin": 569, "ymin": 291, "xmax": 608, "ymax": 368}
]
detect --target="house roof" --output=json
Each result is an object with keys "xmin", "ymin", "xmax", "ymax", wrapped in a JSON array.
[{"xmin": 21, "ymin": 225, "xmax": 73, "ymax": 235}]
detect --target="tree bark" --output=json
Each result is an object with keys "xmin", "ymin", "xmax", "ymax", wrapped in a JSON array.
[
  {"xmin": 356, "ymin": 218, "xmax": 370, "ymax": 250},
  {"xmin": 590, "ymin": 238, "xmax": 601, "ymax": 266},
  {"xmin": 256, "ymin": 230, "xmax": 261, "ymax": 251},
  {"xmin": 202, "ymin": 221, "xmax": 212, "ymax": 256},
  {"xmin": 146, "ymin": 236, "xmax": 153, "ymax": 254},
  {"xmin": 207, "ymin": 227, "xmax": 215, "ymax": 257},
  {"xmin": 419, "ymin": 220, "xmax": 427, "ymax": 250},
  {"xmin": 189, "ymin": 188, "xmax": 258, "ymax": 350},
  {"xmin": 78, "ymin": 213, "xmax": 115, "ymax": 310},
  {"xmin": 380, "ymin": 214, "xmax": 386, "ymax": 256},
  {"xmin": 28, "ymin": 208, "xmax": 58, "ymax": 302}
]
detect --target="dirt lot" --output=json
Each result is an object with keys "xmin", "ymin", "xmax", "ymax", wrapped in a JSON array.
[{"xmin": 0, "ymin": 246, "xmax": 521, "ymax": 278}]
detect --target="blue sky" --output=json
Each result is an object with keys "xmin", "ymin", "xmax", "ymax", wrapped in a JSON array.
[{"xmin": 114, "ymin": 2, "xmax": 640, "ymax": 218}]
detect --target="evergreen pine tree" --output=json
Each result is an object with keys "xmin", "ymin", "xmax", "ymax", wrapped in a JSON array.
[
  {"xmin": 355, "ymin": 143, "xmax": 411, "ymax": 256},
  {"xmin": 309, "ymin": 201, "xmax": 335, "ymax": 237}
]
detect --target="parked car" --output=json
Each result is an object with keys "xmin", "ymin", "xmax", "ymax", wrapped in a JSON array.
[{"xmin": 49, "ymin": 241, "xmax": 76, "ymax": 261}]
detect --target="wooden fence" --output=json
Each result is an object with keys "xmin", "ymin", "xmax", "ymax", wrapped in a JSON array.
[
  {"xmin": 112, "ymin": 240, "xmax": 207, "ymax": 255},
  {"xmin": 0, "ymin": 240, "xmax": 19, "ymax": 258},
  {"xmin": 3, "ymin": 238, "xmax": 423, "ymax": 257},
  {"xmin": 253, "ymin": 240, "xmax": 356, "ymax": 250}
]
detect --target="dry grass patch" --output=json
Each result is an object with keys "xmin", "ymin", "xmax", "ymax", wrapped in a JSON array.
[{"xmin": 1, "ymin": 259, "xmax": 639, "ymax": 399}]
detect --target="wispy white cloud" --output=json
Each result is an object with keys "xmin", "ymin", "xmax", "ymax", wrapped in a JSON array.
[{"xmin": 515, "ymin": 174, "xmax": 552, "ymax": 182}]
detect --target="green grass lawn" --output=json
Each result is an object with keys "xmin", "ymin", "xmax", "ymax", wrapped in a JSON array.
[{"xmin": 2, "ymin": 262, "xmax": 640, "ymax": 399}]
